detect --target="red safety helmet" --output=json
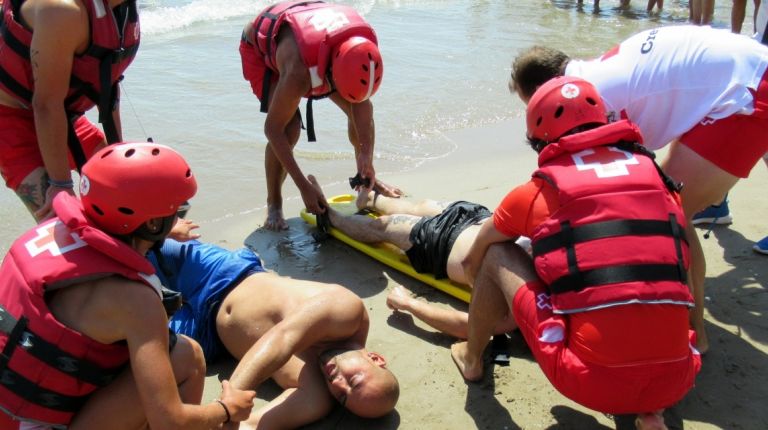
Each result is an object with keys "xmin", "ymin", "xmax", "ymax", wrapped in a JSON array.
[
  {"xmin": 80, "ymin": 142, "xmax": 197, "ymax": 236},
  {"xmin": 526, "ymin": 76, "xmax": 607, "ymax": 142},
  {"xmin": 331, "ymin": 36, "xmax": 383, "ymax": 103}
]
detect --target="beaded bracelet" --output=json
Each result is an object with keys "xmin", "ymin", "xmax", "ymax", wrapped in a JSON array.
[
  {"xmin": 48, "ymin": 178, "xmax": 74, "ymax": 189},
  {"xmin": 214, "ymin": 399, "xmax": 231, "ymax": 424}
]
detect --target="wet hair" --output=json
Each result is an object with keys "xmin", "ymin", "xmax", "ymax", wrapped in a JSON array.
[
  {"xmin": 526, "ymin": 122, "xmax": 603, "ymax": 153},
  {"xmin": 510, "ymin": 46, "xmax": 570, "ymax": 100}
]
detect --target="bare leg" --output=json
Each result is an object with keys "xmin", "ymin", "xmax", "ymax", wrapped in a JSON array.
[
  {"xmin": 356, "ymin": 189, "xmax": 450, "ymax": 217},
  {"xmin": 732, "ymin": 0, "xmax": 748, "ymax": 32},
  {"xmin": 70, "ymin": 335, "xmax": 206, "ymax": 429},
  {"xmin": 690, "ymin": 0, "xmax": 702, "ymax": 23},
  {"xmin": 14, "ymin": 167, "xmax": 49, "ymax": 220},
  {"xmin": 451, "ymin": 243, "xmax": 537, "ymax": 381},
  {"xmin": 308, "ymin": 175, "xmax": 418, "ymax": 250},
  {"xmin": 264, "ymin": 112, "xmax": 302, "ymax": 231},
  {"xmin": 702, "ymin": 0, "xmax": 715, "ymax": 23},
  {"xmin": 661, "ymin": 141, "xmax": 740, "ymax": 354},
  {"xmin": 636, "ymin": 410, "xmax": 668, "ymax": 430},
  {"xmin": 387, "ymin": 285, "xmax": 516, "ymax": 339}
]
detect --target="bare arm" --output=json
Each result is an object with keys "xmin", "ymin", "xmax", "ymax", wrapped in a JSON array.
[
  {"xmin": 228, "ymin": 291, "xmax": 367, "ymax": 391},
  {"xmin": 462, "ymin": 220, "xmax": 516, "ymax": 286},
  {"xmin": 25, "ymin": 0, "xmax": 85, "ymax": 219},
  {"xmin": 118, "ymin": 285, "xmax": 254, "ymax": 429},
  {"xmin": 348, "ymin": 98, "xmax": 376, "ymax": 188},
  {"xmin": 264, "ymin": 35, "xmax": 327, "ymax": 214}
]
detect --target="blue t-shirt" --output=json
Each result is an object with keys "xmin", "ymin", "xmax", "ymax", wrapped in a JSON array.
[{"xmin": 148, "ymin": 240, "xmax": 265, "ymax": 361}]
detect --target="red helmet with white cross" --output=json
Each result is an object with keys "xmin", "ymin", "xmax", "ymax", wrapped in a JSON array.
[{"xmin": 526, "ymin": 76, "xmax": 607, "ymax": 142}]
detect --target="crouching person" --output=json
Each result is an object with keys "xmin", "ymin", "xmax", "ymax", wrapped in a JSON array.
[
  {"xmin": 453, "ymin": 78, "xmax": 702, "ymax": 429},
  {"xmin": 0, "ymin": 142, "xmax": 255, "ymax": 429}
]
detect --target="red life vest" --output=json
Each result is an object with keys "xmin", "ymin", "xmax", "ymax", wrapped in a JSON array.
[
  {"xmin": 248, "ymin": 1, "xmax": 377, "ymax": 141},
  {"xmin": 0, "ymin": 194, "xmax": 161, "ymax": 427},
  {"xmin": 252, "ymin": 0, "xmax": 376, "ymax": 99},
  {"xmin": 0, "ymin": 0, "xmax": 140, "ymax": 148},
  {"xmin": 531, "ymin": 120, "xmax": 694, "ymax": 314}
]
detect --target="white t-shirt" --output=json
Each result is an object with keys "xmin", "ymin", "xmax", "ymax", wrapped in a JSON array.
[{"xmin": 565, "ymin": 25, "xmax": 768, "ymax": 150}]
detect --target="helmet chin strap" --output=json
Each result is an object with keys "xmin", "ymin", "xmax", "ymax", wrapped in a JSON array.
[{"xmin": 132, "ymin": 214, "xmax": 177, "ymax": 247}]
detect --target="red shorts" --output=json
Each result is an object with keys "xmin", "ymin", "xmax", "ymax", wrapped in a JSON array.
[
  {"xmin": 239, "ymin": 39, "xmax": 278, "ymax": 100},
  {"xmin": 0, "ymin": 105, "xmax": 105, "ymax": 190},
  {"xmin": 681, "ymin": 68, "xmax": 768, "ymax": 178},
  {"xmin": 512, "ymin": 281, "xmax": 702, "ymax": 414}
]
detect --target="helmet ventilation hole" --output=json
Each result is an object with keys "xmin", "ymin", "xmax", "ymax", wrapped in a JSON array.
[
  {"xmin": 348, "ymin": 93, "xmax": 357, "ymax": 101},
  {"xmin": 91, "ymin": 204, "xmax": 104, "ymax": 216},
  {"xmin": 586, "ymin": 97, "xmax": 597, "ymax": 106},
  {"xmin": 360, "ymin": 79, "xmax": 368, "ymax": 85},
  {"xmin": 367, "ymin": 52, "xmax": 373, "ymax": 60},
  {"xmin": 185, "ymin": 169, "xmax": 192, "ymax": 178},
  {"xmin": 152, "ymin": 148, "xmax": 160, "ymax": 155},
  {"xmin": 118, "ymin": 207, "xmax": 135, "ymax": 215},
  {"xmin": 125, "ymin": 149, "xmax": 136, "ymax": 157},
  {"xmin": 362, "ymin": 64, "xmax": 369, "ymax": 72},
  {"xmin": 100, "ymin": 149, "xmax": 114, "ymax": 159},
  {"xmin": 536, "ymin": 117, "xmax": 543, "ymax": 126},
  {"xmin": 554, "ymin": 106, "xmax": 564, "ymax": 118}
]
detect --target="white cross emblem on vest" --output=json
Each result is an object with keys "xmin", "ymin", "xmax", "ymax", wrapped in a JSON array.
[
  {"xmin": 309, "ymin": 9, "xmax": 350, "ymax": 33},
  {"xmin": 572, "ymin": 146, "xmax": 638, "ymax": 178},
  {"xmin": 25, "ymin": 220, "xmax": 87, "ymax": 257}
]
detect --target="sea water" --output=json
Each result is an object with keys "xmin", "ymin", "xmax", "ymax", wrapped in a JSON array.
[{"xmin": 0, "ymin": 0, "xmax": 747, "ymax": 251}]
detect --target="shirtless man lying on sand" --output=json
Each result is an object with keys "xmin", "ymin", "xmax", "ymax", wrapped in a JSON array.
[{"xmin": 150, "ymin": 235, "xmax": 399, "ymax": 429}]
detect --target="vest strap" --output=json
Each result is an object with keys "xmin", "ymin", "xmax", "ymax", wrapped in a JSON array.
[
  {"xmin": 0, "ymin": 305, "xmax": 123, "ymax": 387},
  {"xmin": 532, "ymin": 219, "xmax": 689, "ymax": 256},
  {"xmin": 548, "ymin": 263, "xmax": 686, "ymax": 294},
  {"xmin": 0, "ymin": 367, "xmax": 85, "ymax": 413}
]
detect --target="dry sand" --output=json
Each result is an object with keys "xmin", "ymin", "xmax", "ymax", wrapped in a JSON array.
[{"xmin": 200, "ymin": 117, "xmax": 768, "ymax": 429}]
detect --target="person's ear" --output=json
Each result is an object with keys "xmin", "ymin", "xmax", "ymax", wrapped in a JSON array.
[
  {"xmin": 367, "ymin": 352, "xmax": 387, "ymax": 368},
  {"xmin": 144, "ymin": 217, "xmax": 163, "ymax": 234}
]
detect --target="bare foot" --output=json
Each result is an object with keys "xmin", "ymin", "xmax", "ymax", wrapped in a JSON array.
[
  {"xmin": 355, "ymin": 189, "xmax": 376, "ymax": 211},
  {"xmin": 386, "ymin": 285, "xmax": 416, "ymax": 311},
  {"xmin": 693, "ymin": 321, "xmax": 709, "ymax": 355},
  {"xmin": 264, "ymin": 205, "xmax": 288, "ymax": 231},
  {"xmin": 374, "ymin": 178, "xmax": 403, "ymax": 198},
  {"xmin": 450, "ymin": 342, "xmax": 483, "ymax": 382},
  {"xmin": 636, "ymin": 411, "xmax": 667, "ymax": 430}
]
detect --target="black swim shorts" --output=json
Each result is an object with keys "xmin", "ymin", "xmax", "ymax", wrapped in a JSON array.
[{"xmin": 406, "ymin": 201, "xmax": 491, "ymax": 279}]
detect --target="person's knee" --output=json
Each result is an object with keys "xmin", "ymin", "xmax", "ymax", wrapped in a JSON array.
[{"xmin": 171, "ymin": 334, "xmax": 206, "ymax": 381}]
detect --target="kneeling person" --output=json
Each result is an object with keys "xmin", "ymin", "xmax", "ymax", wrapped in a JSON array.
[
  {"xmin": 454, "ymin": 77, "xmax": 702, "ymax": 427},
  {"xmin": 0, "ymin": 143, "xmax": 254, "ymax": 429}
]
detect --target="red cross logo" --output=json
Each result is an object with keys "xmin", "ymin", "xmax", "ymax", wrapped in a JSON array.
[
  {"xmin": 561, "ymin": 83, "xmax": 580, "ymax": 99},
  {"xmin": 25, "ymin": 220, "xmax": 87, "ymax": 257},
  {"xmin": 572, "ymin": 146, "xmax": 638, "ymax": 178}
]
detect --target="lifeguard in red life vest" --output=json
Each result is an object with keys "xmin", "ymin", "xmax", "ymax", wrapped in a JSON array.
[
  {"xmin": 0, "ymin": 0, "xmax": 142, "ymax": 223},
  {"xmin": 0, "ymin": 142, "xmax": 256, "ymax": 429},
  {"xmin": 240, "ymin": 1, "xmax": 403, "ymax": 231},
  {"xmin": 452, "ymin": 77, "xmax": 701, "ymax": 430}
]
